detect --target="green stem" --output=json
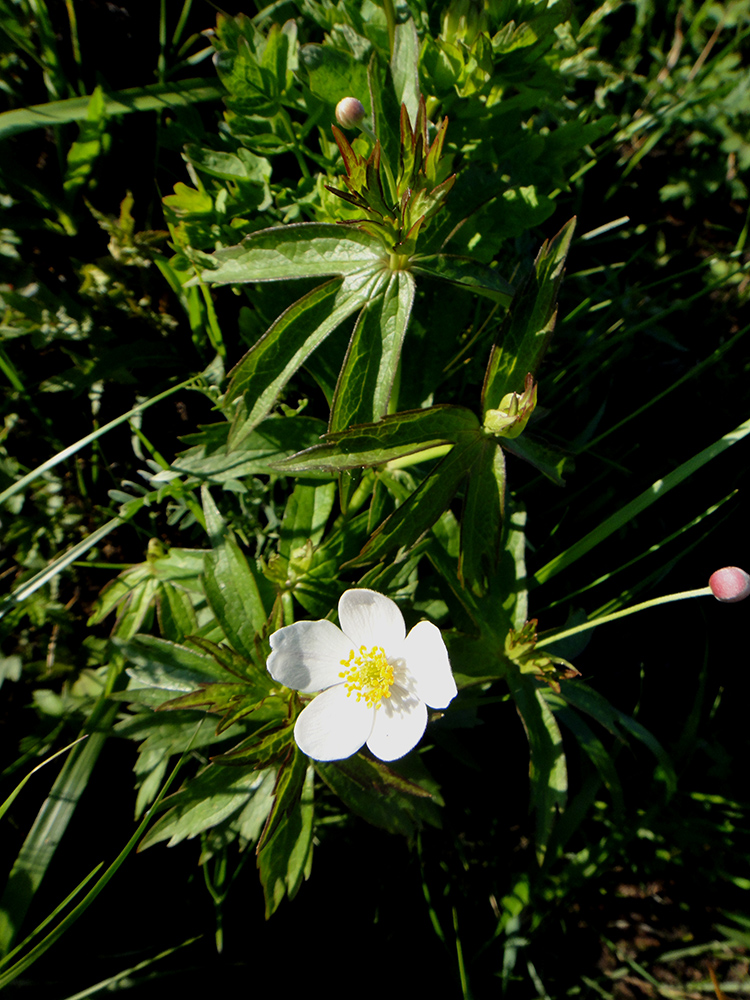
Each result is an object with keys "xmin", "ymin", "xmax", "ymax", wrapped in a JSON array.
[
  {"xmin": 386, "ymin": 444, "xmax": 453, "ymax": 471},
  {"xmin": 536, "ymin": 587, "xmax": 712, "ymax": 649}
]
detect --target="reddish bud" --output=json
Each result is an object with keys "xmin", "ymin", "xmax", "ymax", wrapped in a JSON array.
[
  {"xmin": 335, "ymin": 97, "xmax": 366, "ymax": 129},
  {"xmin": 709, "ymin": 566, "xmax": 750, "ymax": 603}
]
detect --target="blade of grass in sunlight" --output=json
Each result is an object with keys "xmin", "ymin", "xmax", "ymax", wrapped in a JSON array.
[
  {"xmin": 538, "ymin": 491, "xmax": 736, "ymax": 614},
  {"xmin": 0, "ymin": 725, "xmax": 198, "ymax": 985},
  {"xmin": 0, "ymin": 736, "xmax": 88, "ymax": 823},
  {"xmin": 0, "ymin": 866, "xmax": 103, "ymax": 970},
  {"xmin": 0, "ymin": 79, "xmax": 223, "ymax": 139},
  {"xmin": 60, "ymin": 934, "xmax": 203, "ymax": 1000},
  {"xmin": 533, "ymin": 414, "xmax": 750, "ymax": 587},
  {"xmin": 0, "ymin": 699, "xmax": 119, "ymax": 954},
  {"xmin": 0, "ymin": 512, "xmax": 137, "ymax": 620},
  {"xmin": 0, "ymin": 378, "xmax": 197, "ymax": 508}
]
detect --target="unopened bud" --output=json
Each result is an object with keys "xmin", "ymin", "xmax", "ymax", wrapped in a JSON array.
[
  {"xmin": 335, "ymin": 97, "xmax": 366, "ymax": 130},
  {"xmin": 708, "ymin": 566, "xmax": 750, "ymax": 603}
]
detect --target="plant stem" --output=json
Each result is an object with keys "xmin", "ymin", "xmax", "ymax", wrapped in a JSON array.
[{"xmin": 536, "ymin": 587, "xmax": 712, "ymax": 649}]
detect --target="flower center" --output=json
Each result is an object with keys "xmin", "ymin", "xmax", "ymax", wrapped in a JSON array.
[{"xmin": 339, "ymin": 645, "xmax": 394, "ymax": 710}]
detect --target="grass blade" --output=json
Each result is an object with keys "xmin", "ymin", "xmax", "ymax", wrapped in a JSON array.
[{"xmin": 533, "ymin": 415, "xmax": 750, "ymax": 587}]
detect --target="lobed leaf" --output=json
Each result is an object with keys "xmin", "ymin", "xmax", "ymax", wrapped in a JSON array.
[
  {"xmin": 329, "ymin": 269, "xmax": 416, "ymax": 432},
  {"xmin": 224, "ymin": 270, "xmax": 388, "ymax": 435},
  {"xmin": 274, "ymin": 404, "xmax": 479, "ymax": 472}
]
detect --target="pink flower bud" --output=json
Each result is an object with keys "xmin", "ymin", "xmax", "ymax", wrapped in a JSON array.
[
  {"xmin": 708, "ymin": 566, "xmax": 750, "ymax": 603},
  {"xmin": 335, "ymin": 97, "xmax": 366, "ymax": 129}
]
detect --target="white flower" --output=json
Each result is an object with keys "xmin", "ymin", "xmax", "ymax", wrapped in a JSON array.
[{"xmin": 267, "ymin": 589, "xmax": 457, "ymax": 762}]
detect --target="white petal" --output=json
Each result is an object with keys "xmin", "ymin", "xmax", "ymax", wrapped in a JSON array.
[
  {"xmin": 366, "ymin": 685, "xmax": 427, "ymax": 761},
  {"xmin": 338, "ymin": 589, "xmax": 406, "ymax": 651},
  {"xmin": 267, "ymin": 620, "xmax": 353, "ymax": 693},
  {"xmin": 403, "ymin": 620, "xmax": 457, "ymax": 708},
  {"xmin": 294, "ymin": 685, "xmax": 375, "ymax": 760}
]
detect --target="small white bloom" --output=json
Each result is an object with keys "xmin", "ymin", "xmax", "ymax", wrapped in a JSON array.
[{"xmin": 267, "ymin": 589, "xmax": 457, "ymax": 762}]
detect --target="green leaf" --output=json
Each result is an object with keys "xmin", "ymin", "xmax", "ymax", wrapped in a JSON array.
[
  {"xmin": 329, "ymin": 270, "xmax": 416, "ymax": 432},
  {"xmin": 558, "ymin": 681, "xmax": 676, "ymax": 795},
  {"xmin": 278, "ymin": 481, "xmax": 337, "ymax": 562},
  {"xmin": 503, "ymin": 435, "xmax": 569, "ymax": 486},
  {"xmin": 139, "ymin": 765, "xmax": 276, "ymax": 851},
  {"xmin": 166, "ymin": 416, "xmax": 329, "ymax": 484},
  {"xmin": 482, "ymin": 217, "xmax": 576, "ymax": 412},
  {"xmin": 257, "ymin": 755, "xmax": 314, "ymax": 917},
  {"xmin": 184, "ymin": 144, "xmax": 272, "ymax": 185},
  {"xmin": 224, "ymin": 270, "xmax": 388, "ymax": 436},
  {"xmin": 159, "ymin": 680, "xmax": 280, "ymax": 734},
  {"xmin": 315, "ymin": 754, "xmax": 431, "ymax": 837},
  {"xmin": 0, "ymin": 79, "xmax": 224, "ymax": 140},
  {"xmin": 63, "ymin": 85, "xmax": 108, "ymax": 198},
  {"xmin": 274, "ymin": 404, "xmax": 480, "ymax": 472},
  {"xmin": 458, "ymin": 439, "xmax": 505, "ymax": 596},
  {"xmin": 411, "ymin": 254, "xmax": 514, "ymax": 302},
  {"xmin": 545, "ymin": 694, "xmax": 625, "ymax": 820},
  {"xmin": 156, "ymin": 581, "xmax": 200, "ymax": 643},
  {"xmin": 201, "ymin": 487, "xmax": 270, "ymax": 659},
  {"xmin": 507, "ymin": 673, "xmax": 567, "ymax": 864},
  {"xmin": 299, "ymin": 43, "xmax": 371, "ymax": 124},
  {"xmin": 120, "ymin": 635, "xmax": 232, "ymax": 689},
  {"xmin": 368, "ymin": 56, "xmax": 400, "ymax": 196},
  {"xmin": 0, "ymin": 701, "xmax": 118, "ymax": 954},
  {"xmin": 348, "ymin": 432, "xmax": 483, "ymax": 566},
  {"xmin": 196, "ymin": 224, "xmax": 385, "ymax": 285},
  {"xmin": 391, "ymin": 19, "xmax": 421, "ymax": 124},
  {"xmin": 213, "ymin": 721, "xmax": 296, "ymax": 767}
]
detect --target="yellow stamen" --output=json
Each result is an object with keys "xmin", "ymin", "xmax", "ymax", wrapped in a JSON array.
[{"xmin": 339, "ymin": 645, "xmax": 394, "ymax": 710}]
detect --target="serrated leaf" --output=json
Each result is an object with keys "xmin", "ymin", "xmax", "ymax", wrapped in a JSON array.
[
  {"xmin": 196, "ymin": 224, "xmax": 385, "ymax": 285},
  {"xmin": 159, "ymin": 682, "xmax": 281, "ymax": 733},
  {"xmin": 213, "ymin": 721, "xmax": 296, "ymax": 767},
  {"xmin": 315, "ymin": 754, "xmax": 430, "ymax": 837},
  {"xmin": 168, "ymin": 416, "xmax": 329, "ymax": 484},
  {"xmin": 329, "ymin": 269, "xmax": 416, "ymax": 432},
  {"xmin": 156, "ymin": 581, "xmax": 200, "ymax": 643},
  {"xmin": 203, "ymin": 544, "xmax": 269, "ymax": 661},
  {"xmin": 545, "ymin": 694, "xmax": 625, "ymax": 820},
  {"xmin": 139, "ymin": 765, "xmax": 275, "ymax": 851},
  {"xmin": 482, "ymin": 217, "xmax": 575, "ymax": 413},
  {"xmin": 119, "ymin": 634, "xmax": 231, "ymax": 691}
]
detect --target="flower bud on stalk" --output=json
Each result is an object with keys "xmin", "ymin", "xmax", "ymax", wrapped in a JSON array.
[
  {"xmin": 335, "ymin": 97, "xmax": 366, "ymax": 130},
  {"xmin": 708, "ymin": 566, "xmax": 750, "ymax": 603}
]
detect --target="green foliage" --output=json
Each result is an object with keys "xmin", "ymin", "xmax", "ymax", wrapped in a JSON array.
[{"xmin": 1, "ymin": 0, "xmax": 750, "ymax": 993}]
